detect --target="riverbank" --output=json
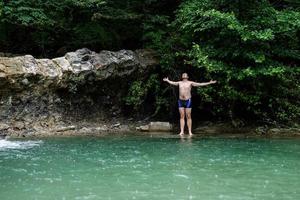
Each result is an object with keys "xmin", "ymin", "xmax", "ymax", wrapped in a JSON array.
[
  {"xmin": 1, "ymin": 48, "xmax": 299, "ymax": 139},
  {"xmin": 1, "ymin": 119, "xmax": 300, "ymax": 138}
]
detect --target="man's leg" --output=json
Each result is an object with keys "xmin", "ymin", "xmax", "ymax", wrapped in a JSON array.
[
  {"xmin": 185, "ymin": 108, "xmax": 192, "ymax": 135},
  {"xmin": 179, "ymin": 108, "xmax": 185, "ymax": 135}
]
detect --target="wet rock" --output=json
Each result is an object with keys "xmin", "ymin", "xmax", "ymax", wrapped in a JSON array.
[
  {"xmin": 21, "ymin": 129, "xmax": 36, "ymax": 137},
  {"xmin": 149, "ymin": 122, "xmax": 172, "ymax": 132},
  {"xmin": 255, "ymin": 126, "xmax": 268, "ymax": 134},
  {"xmin": 0, "ymin": 123, "xmax": 10, "ymax": 130},
  {"xmin": 0, "ymin": 48, "xmax": 158, "ymax": 137},
  {"xmin": 266, "ymin": 127, "xmax": 300, "ymax": 135},
  {"xmin": 119, "ymin": 125, "xmax": 130, "ymax": 132},
  {"xmin": 136, "ymin": 125, "xmax": 149, "ymax": 131},
  {"xmin": 194, "ymin": 126, "xmax": 219, "ymax": 134},
  {"xmin": 268, "ymin": 128, "xmax": 281, "ymax": 135},
  {"xmin": 136, "ymin": 122, "xmax": 172, "ymax": 132},
  {"xmin": 0, "ymin": 134, "xmax": 7, "ymax": 139},
  {"xmin": 21, "ymin": 78, "xmax": 29, "ymax": 86},
  {"xmin": 95, "ymin": 125, "xmax": 108, "ymax": 132},
  {"xmin": 12, "ymin": 121, "xmax": 25, "ymax": 130},
  {"xmin": 111, "ymin": 123, "xmax": 121, "ymax": 128},
  {"xmin": 78, "ymin": 127, "xmax": 92, "ymax": 134},
  {"xmin": 55, "ymin": 125, "xmax": 76, "ymax": 132}
]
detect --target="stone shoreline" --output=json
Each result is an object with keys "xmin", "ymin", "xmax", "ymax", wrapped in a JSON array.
[
  {"xmin": 1, "ymin": 120, "xmax": 300, "ymax": 138},
  {"xmin": 1, "ymin": 48, "xmax": 299, "ymax": 139},
  {"xmin": 0, "ymin": 48, "xmax": 159, "ymax": 139}
]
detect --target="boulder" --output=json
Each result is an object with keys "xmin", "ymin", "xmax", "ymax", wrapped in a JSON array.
[
  {"xmin": 55, "ymin": 125, "xmax": 76, "ymax": 132},
  {"xmin": 136, "ymin": 122, "xmax": 172, "ymax": 132},
  {"xmin": 149, "ymin": 122, "xmax": 172, "ymax": 132},
  {"xmin": 0, "ymin": 48, "xmax": 158, "ymax": 137},
  {"xmin": 136, "ymin": 125, "xmax": 149, "ymax": 132},
  {"xmin": 0, "ymin": 48, "xmax": 157, "ymax": 89}
]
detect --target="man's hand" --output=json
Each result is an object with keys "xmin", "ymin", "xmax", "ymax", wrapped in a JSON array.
[
  {"xmin": 209, "ymin": 80, "xmax": 217, "ymax": 84},
  {"xmin": 163, "ymin": 77, "xmax": 179, "ymax": 86}
]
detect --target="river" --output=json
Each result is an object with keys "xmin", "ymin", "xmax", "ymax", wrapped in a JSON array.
[{"xmin": 0, "ymin": 135, "xmax": 299, "ymax": 199}]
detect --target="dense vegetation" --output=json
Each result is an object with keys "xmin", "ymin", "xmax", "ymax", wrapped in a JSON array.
[
  {"xmin": 0, "ymin": 0, "xmax": 178, "ymax": 56},
  {"xmin": 1, "ymin": 0, "xmax": 299, "ymax": 125}
]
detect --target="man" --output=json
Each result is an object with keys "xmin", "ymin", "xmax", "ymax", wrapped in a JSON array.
[{"xmin": 163, "ymin": 73, "xmax": 216, "ymax": 136}]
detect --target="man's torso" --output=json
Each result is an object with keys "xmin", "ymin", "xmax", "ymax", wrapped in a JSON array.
[{"xmin": 178, "ymin": 81, "xmax": 192, "ymax": 100}]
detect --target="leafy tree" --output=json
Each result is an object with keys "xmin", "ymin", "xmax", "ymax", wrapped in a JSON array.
[
  {"xmin": 152, "ymin": 0, "xmax": 300, "ymax": 124},
  {"xmin": 0, "ymin": 0, "xmax": 299, "ymax": 124},
  {"xmin": 0, "ymin": 0, "xmax": 154, "ymax": 56}
]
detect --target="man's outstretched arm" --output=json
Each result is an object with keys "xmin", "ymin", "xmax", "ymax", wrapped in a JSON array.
[
  {"xmin": 191, "ymin": 80, "xmax": 217, "ymax": 87},
  {"xmin": 163, "ymin": 77, "xmax": 179, "ymax": 86}
]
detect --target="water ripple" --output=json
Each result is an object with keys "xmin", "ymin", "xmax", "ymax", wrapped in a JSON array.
[{"xmin": 0, "ymin": 139, "xmax": 43, "ymax": 150}]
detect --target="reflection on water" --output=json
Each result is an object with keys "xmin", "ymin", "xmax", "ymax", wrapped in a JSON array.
[
  {"xmin": 180, "ymin": 134, "xmax": 193, "ymax": 144},
  {"xmin": 0, "ymin": 136, "xmax": 300, "ymax": 200}
]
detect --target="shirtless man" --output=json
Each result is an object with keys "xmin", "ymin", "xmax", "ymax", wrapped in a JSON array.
[{"xmin": 163, "ymin": 73, "xmax": 216, "ymax": 136}]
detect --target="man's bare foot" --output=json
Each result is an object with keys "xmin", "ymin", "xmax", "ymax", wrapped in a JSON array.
[
  {"xmin": 189, "ymin": 132, "xmax": 193, "ymax": 136},
  {"xmin": 179, "ymin": 132, "xmax": 184, "ymax": 136}
]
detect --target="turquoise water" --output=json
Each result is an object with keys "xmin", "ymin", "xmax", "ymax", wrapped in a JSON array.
[{"xmin": 0, "ymin": 135, "xmax": 300, "ymax": 200}]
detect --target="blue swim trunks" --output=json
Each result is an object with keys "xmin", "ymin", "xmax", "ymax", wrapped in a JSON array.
[{"xmin": 178, "ymin": 99, "xmax": 192, "ymax": 108}]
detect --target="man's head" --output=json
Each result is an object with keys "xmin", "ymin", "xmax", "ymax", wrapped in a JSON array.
[{"xmin": 182, "ymin": 73, "xmax": 189, "ymax": 80}]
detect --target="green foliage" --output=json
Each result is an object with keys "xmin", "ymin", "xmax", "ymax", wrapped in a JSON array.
[
  {"xmin": 124, "ymin": 81, "xmax": 145, "ymax": 110},
  {"xmin": 0, "ymin": 0, "xmax": 148, "ymax": 55},
  {"xmin": 0, "ymin": 1, "xmax": 3, "ymax": 17},
  {"xmin": 150, "ymin": 0, "xmax": 300, "ymax": 123},
  {"xmin": 0, "ymin": 0, "xmax": 299, "ymax": 124},
  {"xmin": 142, "ymin": 15, "xmax": 175, "ymax": 69},
  {"xmin": 124, "ymin": 74, "xmax": 165, "ymax": 112}
]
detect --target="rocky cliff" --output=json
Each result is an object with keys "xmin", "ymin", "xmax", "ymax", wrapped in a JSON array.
[{"xmin": 0, "ymin": 48, "xmax": 158, "ymax": 136}]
